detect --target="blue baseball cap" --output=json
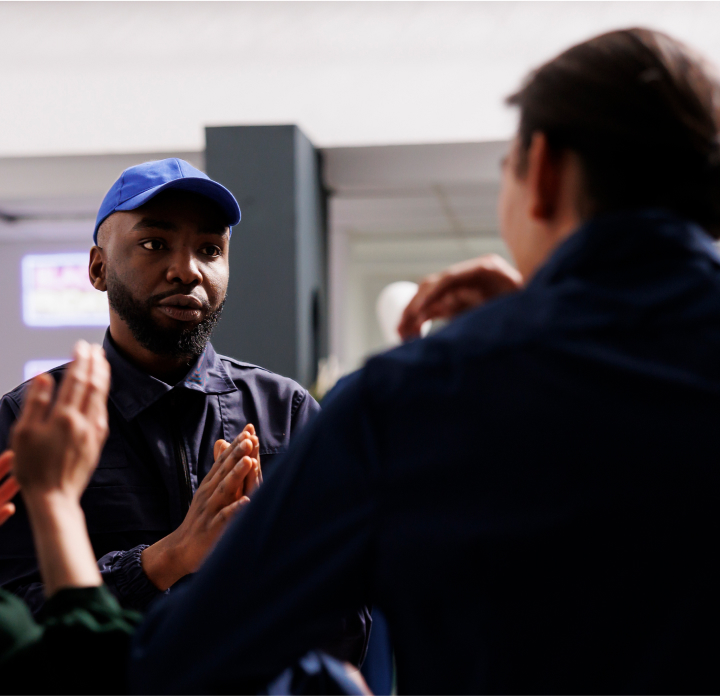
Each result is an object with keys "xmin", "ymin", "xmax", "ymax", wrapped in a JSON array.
[{"xmin": 93, "ymin": 158, "xmax": 241, "ymax": 244}]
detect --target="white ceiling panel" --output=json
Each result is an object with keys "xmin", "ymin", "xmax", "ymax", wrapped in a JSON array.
[{"xmin": 2, "ymin": 3, "xmax": 720, "ymax": 156}]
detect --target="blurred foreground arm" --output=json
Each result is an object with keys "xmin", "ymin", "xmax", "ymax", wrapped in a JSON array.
[
  {"xmin": 398, "ymin": 254, "xmax": 522, "ymax": 340},
  {"xmin": 11, "ymin": 341, "xmax": 109, "ymax": 596},
  {"xmin": 0, "ymin": 342, "xmax": 141, "ymax": 694}
]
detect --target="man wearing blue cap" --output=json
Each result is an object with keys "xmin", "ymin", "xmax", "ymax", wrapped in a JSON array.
[{"xmin": 0, "ymin": 159, "xmax": 368, "ymax": 664}]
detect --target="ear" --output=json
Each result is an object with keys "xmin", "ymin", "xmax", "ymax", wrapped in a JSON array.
[
  {"xmin": 525, "ymin": 132, "xmax": 563, "ymax": 222},
  {"xmin": 89, "ymin": 247, "xmax": 107, "ymax": 292}
]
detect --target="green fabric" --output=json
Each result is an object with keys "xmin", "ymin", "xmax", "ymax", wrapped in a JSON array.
[
  {"xmin": 0, "ymin": 585, "xmax": 141, "ymax": 695},
  {"xmin": 0, "ymin": 587, "xmax": 43, "ymax": 658}
]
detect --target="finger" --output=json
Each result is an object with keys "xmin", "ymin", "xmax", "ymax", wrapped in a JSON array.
[
  {"xmin": 213, "ymin": 439, "xmax": 231, "ymax": 462},
  {"xmin": 407, "ymin": 273, "xmax": 465, "ymax": 325},
  {"xmin": 210, "ymin": 496, "xmax": 250, "ymax": 533},
  {"xmin": 56, "ymin": 340, "xmax": 91, "ymax": 409},
  {"xmin": 208, "ymin": 457, "xmax": 253, "ymax": 510},
  {"xmin": 81, "ymin": 345, "xmax": 111, "ymax": 420},
  {"xmin": 398, "ymin": 282, "xmax": 434, "ymax": 340},
  {"xmin": 16, "ymin": 373, "xmax": 54, "ymax": 428},
  {"xmin": 423, "ymin": 287, "xmax": 486, "ymax": 321},
  {"xmin": 205, "ymin": 437, "xmax": 253, "ymax": 489},
  {"xmin": 243, "ymin": 458, "xmax": 262, "ymax": 497},
  {"xmin": 0, "ymin": 474, "xmax": 20, "ymax": 506},
  {"xmin": 0, "ymin": 450, "xmax": 14, "ymax": 480},
  {"xmin": 0, "ymin": 502, "xmax": 15, "ymax": 526},
  {"xmin": 250, "ymin": 435, "xmax": 260, "ymax": 460},
  {"xmin": 242, "ymin": 423, "xmax": 256, "ymax": 437},
  {"xmin": 205, "ymin": 438, "xmax": 237, "ymax": 483}
]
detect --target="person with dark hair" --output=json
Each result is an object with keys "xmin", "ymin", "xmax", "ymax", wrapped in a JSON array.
[
  {"xmin": 0, "ymin": 159, "xmax": 369, "ymax": 666},
  {"xmin": 131, "ymin": 28, "xmax": 720, "ymax": 694},
  {"xmin": 400, "ymin": 27, "xmax": 720, "ymax": 335}
]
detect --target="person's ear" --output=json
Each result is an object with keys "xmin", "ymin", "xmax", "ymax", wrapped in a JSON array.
[
  {"xmin": 526, "ymin": 132, "xmax": 562, "ymax": 222},
  {"xmin": 89, "ymin": 247, "xmax": 107, "ymax": 292}
]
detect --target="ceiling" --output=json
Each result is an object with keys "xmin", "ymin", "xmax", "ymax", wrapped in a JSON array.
[
  {"xmin": 0, "ymin": 140, "xmax": 508, "ymax": 242},
  {"xmin": 2, "ymin": 2, "xmax": 720, "ymax": 157},
  {"xmin": 325, "ymin": 141, "xmax": 508, "ymax": 239}
]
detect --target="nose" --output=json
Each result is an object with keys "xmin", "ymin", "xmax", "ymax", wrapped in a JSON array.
[{"xmin": 166, "ymin": 248, "xmax": 203, "ymax": 286}]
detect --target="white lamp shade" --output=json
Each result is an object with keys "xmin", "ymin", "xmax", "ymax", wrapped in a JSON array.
[{"xmin": 376, "ymin": 281, "xmax": 431, "ymax": 346}]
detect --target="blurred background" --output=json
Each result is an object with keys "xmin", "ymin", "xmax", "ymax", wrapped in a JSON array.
[{"xmin": 2, "ymin": 1, "xmax": 719, "ymax": 397}]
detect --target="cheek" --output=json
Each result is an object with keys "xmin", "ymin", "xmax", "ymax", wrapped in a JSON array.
[
  {"xmin": 202, "ymin": 263, "xmax": 229, "ymax": 305},
  {"xmin": 499, "ymin": 175, "xmax": 522, "ymax": 255}
]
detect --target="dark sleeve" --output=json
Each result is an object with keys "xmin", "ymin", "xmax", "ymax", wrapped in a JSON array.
[
  {"xmin": 97, "ymin": 546, "xmax": 167, "ymax": 611},
  {"xmin": 1, "ymin": 585, "xmax": 141, "ymax": 695},
  {"xmin": 129, "ymin": 372, "xmax": 377, "ymax": 695},
  {"xmin": 0, "ymin": 588, "xmax": 42, "ymax": 661}
]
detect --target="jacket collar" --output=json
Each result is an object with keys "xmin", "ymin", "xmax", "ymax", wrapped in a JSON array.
[
  {"xmin": 530, "ymin": 209, "xmax": 720, "ymax": 290},
  {"xmin": 103, "ymin": 331, "xmax": 237, "ymax": 421}
]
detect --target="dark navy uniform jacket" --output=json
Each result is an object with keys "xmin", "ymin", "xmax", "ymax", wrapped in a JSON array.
[
  {"xmin": 0, "ymin": 334, "xmax": 320, "ymax": 613},
  {"xmin": 131, "ymin": 211, "xmax": 720, "ymax": 694}
]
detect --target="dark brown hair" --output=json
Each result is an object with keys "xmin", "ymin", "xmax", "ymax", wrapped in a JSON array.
[{"xmin": 507, "ymin": 28, "xmax": 720, "ymax": 237}]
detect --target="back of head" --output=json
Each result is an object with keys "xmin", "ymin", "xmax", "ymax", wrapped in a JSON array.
[{"xmin": 508, "ymin": 28, "xmax": 720, "ymax": 237}]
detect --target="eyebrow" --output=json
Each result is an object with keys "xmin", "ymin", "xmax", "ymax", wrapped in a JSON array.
[{"xmin": 132, "ymin": 217, "xmax": 229, "ymax": 237}]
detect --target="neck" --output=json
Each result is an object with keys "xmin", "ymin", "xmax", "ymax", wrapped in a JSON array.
[{"xmin": 108, "ymin": 321, "xmax": 196, "ymax": 385}]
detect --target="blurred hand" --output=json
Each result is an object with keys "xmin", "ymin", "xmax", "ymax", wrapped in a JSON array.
[
  {"xmin": 398, "ymin": 254, "xmax": 523, "ymax": 340},
  {"xmin": 2, "ymin": 341, "xmax": 110, "ymax": 595},
  {"xmin": 11, "ymin": 341, "xmax": 110, "ymax": 502},
  {"xmin": 142, "ymin": 424, "xmax": 260, "ymax": 590},
  {"xmin": 0, "ymin": 451, "xmax": 20, "ymax": 526}
]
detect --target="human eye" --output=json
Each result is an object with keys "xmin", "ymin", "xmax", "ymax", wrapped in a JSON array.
[
  {"xmin": 200, "ymin": 244, "xmax": 223, "ymax": 258},
  {"xmin": 140, "ymin": 239, "xmax": 166, "ymax": 251}
]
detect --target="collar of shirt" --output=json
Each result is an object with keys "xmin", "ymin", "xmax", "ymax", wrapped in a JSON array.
[
  {"xmin": 529, "ymin": 208, "xmax": 720, "ymax": 290},
  {"xmin": 102, "ymin": 331, "xmax": 238, "ymax": 421}
]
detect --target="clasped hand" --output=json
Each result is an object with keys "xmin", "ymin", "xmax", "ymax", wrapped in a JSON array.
[{"xmin": 141, "ymin": 425, "xmax": 262, "ymax": 589}]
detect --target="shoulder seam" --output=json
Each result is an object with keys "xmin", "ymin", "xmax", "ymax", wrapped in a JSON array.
[{"xmin": 218, "ymin": 355, "xmax": 273, "ymax": 375}]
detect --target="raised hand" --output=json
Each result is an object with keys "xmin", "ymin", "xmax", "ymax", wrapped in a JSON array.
[
  {"xmin": 142, "ymin": 424, "xmax": 260, "ymax": 590},
  {"xmin": 11, "ymin": 341, "xmax": 110, "ymax": 500},
  {"xmin": 5, "ymin": 340, "xmax": 111, "ymax": 595},
  {"xmin": 398, "ymin": 254, "xmax": 523, "ymax": 340}
]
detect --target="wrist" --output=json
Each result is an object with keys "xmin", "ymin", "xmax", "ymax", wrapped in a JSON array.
[
  {"xmin": 22, "ymin": 489, "xmax": 83, "ymax": 524},
  {"xmin": 142, "ymin": 530, "xmax": 188, "ymax": 591},
  {"xmin": 22, "ymin": 488, "xmax": 101, "ymax": 596}
]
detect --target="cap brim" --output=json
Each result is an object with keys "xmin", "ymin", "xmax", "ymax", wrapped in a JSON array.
[{"xmin": 115, "ymin": 177, "xmax": 241, "ymax": 228}]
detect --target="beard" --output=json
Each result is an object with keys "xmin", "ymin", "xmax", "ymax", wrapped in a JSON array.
[{"xmin": 105, "ymin": 270, "xmax": 225, "ymax": 358}]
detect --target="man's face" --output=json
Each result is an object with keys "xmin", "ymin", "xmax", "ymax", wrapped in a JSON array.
[{"xmin": 96, "ymin": 189, "xmax": 230, "ymax": 358}]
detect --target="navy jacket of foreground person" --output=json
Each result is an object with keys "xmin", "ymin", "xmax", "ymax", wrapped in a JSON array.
[
  {"xmin": 130, "ymin": 210, "xmax": 720, "ymax": 695},
  {"xmin": 0, "ymin": 334, "xmax": 320, "ymax": 612}
]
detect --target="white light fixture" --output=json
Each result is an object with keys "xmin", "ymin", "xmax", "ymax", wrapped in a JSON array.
[{"xmin": 376, "ymin": 281, "xmax": 431, "ymax": 347}]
